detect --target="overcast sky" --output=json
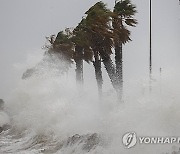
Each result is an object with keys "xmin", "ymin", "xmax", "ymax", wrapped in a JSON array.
[{"xmin": 0, "ymin": 0, "xmax": 180, "ymax": 98}]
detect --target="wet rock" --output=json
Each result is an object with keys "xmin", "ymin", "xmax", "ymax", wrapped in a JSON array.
[
  {"xmin": 82, "ymin": 133, "xmax": 100, "ymax": 152},
  {"xmin": 42, "ymin": 133, "xmax": 102, "ymax": 153},
  {"xmin": 0, "ymin": 124, "xmax": 10, "ymax": 133},
  {"xmin": 65, "ymin": 133, "xmax": 101, "ymax": 152},
  {"xmin": 66, "ymin": 134, "xmax": 82, "ymax": 146},
  {"xmin": 0, "ymin": 99, "xmax": 10, "ymax": 133},
  {"xmin": 0, "ymin": 99, "xmax": 4, "ymax": 110}
]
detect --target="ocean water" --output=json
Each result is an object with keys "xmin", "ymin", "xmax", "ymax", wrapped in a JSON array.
[{"xmin": 0, "ymin": 54, "xmax": 180, "ymax": 154}]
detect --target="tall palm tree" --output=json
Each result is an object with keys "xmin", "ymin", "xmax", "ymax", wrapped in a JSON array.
[
  {"xmin": 112, "ymin": 0, "xmax": 137, "ymax": 99},
  {"xmin": 73, "ymin": 18, "xmax": 103, "ymax": 96},
  {"xmin": 51, "ymin": 30, "xmax": 74, "ymax": 61},
  {"xmin": 72, "ymin": 19, "xmax": 93, "ymax": 86},
  {"xmin": 85, "ymin": 1, "xmax": 118, "ymax": 91},
  {"xmin": 46, "ymin": 30, "xmax": 74, "ymax": 72},
  {"xmin": 47, "ymin": 26, "xmax": 92, "ymax": 89}
]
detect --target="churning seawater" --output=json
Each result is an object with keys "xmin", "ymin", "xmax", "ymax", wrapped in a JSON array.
[{"xmin": 1, "ymin": 54, "xmax": 180, "ymax": 154}]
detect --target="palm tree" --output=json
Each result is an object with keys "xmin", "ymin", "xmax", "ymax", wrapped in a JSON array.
[
  {"xmin": 72, "ymin": 19, "xmax": 93, "ymax": 86},
  {"xmin": 112, "ymin": 0, "xmax": 137, "ymax": 99},
  {"xmin": 46, "ymin": 25, "xmax": 92, "ymax": 89},
  {"xmin": 50, "ymin": 30, "xmax": 74, "ymax": 63},
  {"xmin": 85, "ymin": 1, "xmax": 118, "ymax": 91},
  {"xmin": 73, "ymin": 17, "xmax": 104, "ymax": 96},
  {"xmin": 44, "ymin": 1, "xmax": 137, "ymax": 99},
  {"xmin": 45, "ymin": 30, "xmax": 74, "ymax": 73}
]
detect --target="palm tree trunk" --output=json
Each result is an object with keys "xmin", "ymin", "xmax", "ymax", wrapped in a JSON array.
[
  {"xmin": 75, "ymin": 46, "xmax": 83, "ymax": 86},
  {"xmin": 115, "ymin": 42, "xmax": 123, "ymax": 100},
  {"xmin": 93, "ymin": 51, "xmax": 103, "ymax": 97},
  {"xmin": 101, "ymin": 54, "xmax": 117, "ymax": 90}
]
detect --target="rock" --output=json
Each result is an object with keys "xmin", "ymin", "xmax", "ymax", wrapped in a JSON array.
[
  {"xmin": 0, "ymin": 124, "xmax": 10, "ymax": 133},
  {"xmin": 82, "ymin": 133, "xmax": 100, "ymax": 152},
  {"xmin": 0, "ymin": 99, "xmax": 10, "ymax": 133},
  {"xmin": 0, "ymin": 99, "xmax": 4, "ymax": 110},
  {"xmin": 66, "ymin": 133, "xmax": 101, "ymax": 152}
]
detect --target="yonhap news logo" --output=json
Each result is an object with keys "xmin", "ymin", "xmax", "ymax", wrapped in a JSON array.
[
  {"xmin": 122, "ymin": 132, "xmax": 137, "ymax": 149},
  {"xmin": 122, "ymin": 132, "xmax": 180, "ymax": 149}
]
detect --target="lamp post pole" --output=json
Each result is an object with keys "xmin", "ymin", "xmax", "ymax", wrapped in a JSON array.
[
  {"xmin": 150, "ymin": 0, "xmax": 152, "ymax": 75},
  {"xmin": 149, "ymin": 0, "xmax": 152, "ymax": 91}
]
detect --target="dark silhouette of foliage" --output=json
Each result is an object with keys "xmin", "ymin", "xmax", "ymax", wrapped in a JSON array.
[
  {"xmin": 112, "ymin": 0, "xmax": 137, "ymax": 99},
  {"xmin": 43, "ymin": 0, "xmax": 138, "ymax": 99}
]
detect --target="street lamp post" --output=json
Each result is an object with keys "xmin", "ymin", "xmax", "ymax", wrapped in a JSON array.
[
  {"xmin": 149, "ymin": 0, "xmax": 152, "ymax": 91},
  {"xmin": 150, "ymin": 0, "xmax": 152, "ymax": 75}
]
